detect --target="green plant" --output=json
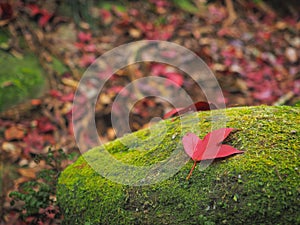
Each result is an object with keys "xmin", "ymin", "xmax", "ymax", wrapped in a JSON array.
[{"xmin": 9, "ymin": 148, "xmax": 77, "ymax": 224}]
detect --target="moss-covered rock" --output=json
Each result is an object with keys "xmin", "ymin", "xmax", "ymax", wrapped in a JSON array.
[
  {"xmin": 57, "ymin": 106, "xmax": 300, "ymax": 225},
  {"xmin": 0, "ymin": 51, "xmax": 46, "ymax": 112}
]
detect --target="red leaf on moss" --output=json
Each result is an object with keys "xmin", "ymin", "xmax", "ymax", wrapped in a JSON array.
[
  {"xmin": 163, "ymin": 108, "xmax": 184, "ymax": 120},
  {"xmin": 182, "ymin": 128, "xmax": 243, "ymax": 179},
  {"xmin": 163, "ymin": 101, "xmax": 217, "ymax": 119}
]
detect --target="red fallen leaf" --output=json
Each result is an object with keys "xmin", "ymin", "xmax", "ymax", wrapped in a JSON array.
[
  {"xmin": 23, "ymin": 130, "xmax": 44, "ymax": 155},
  {"xmin": 49, "ymin": 89, "xmax": 62, "ymax": 98},
  {"xmin": 60, "ymin": 92, "xmax": 74, "ymax": 102},
  {"xmin": 49, "ymin": 89, "xmax": 74, "ymax": 102},
  {"xmin": 27, "ymin": 4, "xmax": 40, "ymax": 16},
  {"xmin": 163, "ymin": 101, "xmax": 217, "ymax": 119},
  {"xmin": 182, "ymin": 128, "xmax": 244, "ymax": 179},
  {"xmin": 163, "ymin": 107, "xmax": 184, "ymax": 120},
  {"xmin": 74, "ymin": 42, "xmax": 85, "ymax": 49},
  {"xmin": 79, "ymin": 54, "xmax": 96, "ymax": 67},
  {"xmin": 99, "ymin": 9, "xmax": 113, "ymax": 25},
  {"xmin": 84, "ymin": 44, "xmax": 96, "ymax": 53},
  {"xmin": 38, "ymin": 9, "xmax": 53, "ymax": 27},
  {"xmin": 37, "ymin": 117, "xmax": 56, "ymax": 133},
  {"xmin": 164, "ymin": 72, "xmax": 184, "ymax": 87},
  {"xmin": 78, "ymin": 31, "xmax": 92, "ymax": 43},
  {"xmin": 151, "ymin": 63, "xmax": 167, "ymax": 76}
]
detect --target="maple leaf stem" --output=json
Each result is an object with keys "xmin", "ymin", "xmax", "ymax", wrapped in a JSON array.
[{"xmin": 186, "ymin": 161, "xmax": 197, "ymax": 180}]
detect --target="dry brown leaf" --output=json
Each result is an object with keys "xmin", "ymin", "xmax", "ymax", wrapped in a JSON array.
[
  {"xmin": 4, "ymin": 126, "xmax": 26, "ymax": 141},
  {"xmin": 17, "ymin": 168, "xmax": 38, "ymax": 179},
  {"xmin": 30, "ymin": 98, "xmax": 42, "ymax": 106},
  {"xmin": 2, "ymin": 142, "xmax": 21, "ymax": 162},
  {"xmin": 61, "ymin": 77, "xmax": 79, "ymax": 89},
  {"xmin": 107, "ymin": 127, "xmax": 116, "ymax": 140},
  {"xmin": 129, "ymin": 28, "xmax": 142, "ymax": 38},
  {"xmin": 285, "ymin": 47, "xmax": 298, "ymax": 63}
]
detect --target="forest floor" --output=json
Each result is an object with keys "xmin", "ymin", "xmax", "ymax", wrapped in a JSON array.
[{"xmin": 0, "ymin": 0, "xmax": 299, "ymax": 224}]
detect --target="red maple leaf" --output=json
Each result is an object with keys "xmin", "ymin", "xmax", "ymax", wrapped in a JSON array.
[
  {"xmin": 182, "ymin": 128, "xmax": 243, "ymax": 179},
  {"xmin": 163, "ymin": 101, "xmax": 217, "ymax": 119},
  {"xmin": 77, "ymin": 31, "xmax": 92, "ymax": 43},
  {"xmin": 37, "ymin": 117, "xmax": 56, "ymax": 133},
  {"xmin": 164, "ymin": 72, "xmax": 184, "ymax": 87},
  {"xmin": 27, "ymin": 4, "xmax": 40, "ymax": 16},
  {"xmin": 38, "ymin": 9, "xmax": 53, "ymax": 27}
]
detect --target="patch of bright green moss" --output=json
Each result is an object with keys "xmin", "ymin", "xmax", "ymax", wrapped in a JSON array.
[{"xmin": 58, "ymin": 106, "xmax": 300, "ymax": 225}]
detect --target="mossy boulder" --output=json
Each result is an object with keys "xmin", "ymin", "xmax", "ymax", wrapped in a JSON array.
[
  {"xmin": 57, "ymin": 106, "xmax": 300, "ymax": 225},
  {"xmin": 0, "ymin": 52, "xmax": 47, "ymax": 112}
]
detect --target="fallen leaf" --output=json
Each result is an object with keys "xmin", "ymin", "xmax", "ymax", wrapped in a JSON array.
[
  {"xmin": 182, "ymin": 128, "xmax": 243, "ymax": 179},
  {"xmin": 2, "ymin": 142, "xmax": 21, "ymax": 162},
  {"xmin": 38, "ymin": 9, "xmax": 53, "ymax": 27},
  {"xmin": 99, "ymin": 9, "xmax": 113, "ymax": 25},
  {"xmin": 23, "ymin": 130, "xmax": 45, "ymax": 155},
  {"xmin": 285, "ymin": 47, "xmax": 298, "ymax": 63},
  {"xmin": 31, "ymin": 99, "xmax": 42, "ymax": 106},
  {"xmin": 129, "ymin": 28, "xmax": 142, "ymax": 38},
  {"xmin": 164, "ymin": 101, "xmax": 217, "ymax": 119},
  {"xmin": 37, "ymin": 117, "xmax": 56, "ymax": 133},
  {"xmin": 77, "ymin": 31, "xmax": 92, "ymax": 42},
  {"xmin": 17, "ymin": 168, "xmax": 37, "ymax": 179},
  {"xmin": 2, "ymin": 142, "xmax": 16, "ymax": 152},
  {"xmin": 79, "ymin": 54, "xmax": 96, "ymax": 67},
  {"xmin": 164, "ymin": 72, "xmax": 184, "ymax": 87},
  {"xmin": 60, "ymin": 92, "xmax": 74, "ymax": 102},
  {"xmin": 4, "ymin": 126, "xmax": 26, "ymax": 141},
  {"xmin": 27, "ymin": 4, "xmax": 40, "ymax": 16},
  {"xmin": 61, "ymin": 77, "xmax": 79, "ymax": 89},
  {"xmin": 163, "ymin": 107, "xmax": 184, "ymax": 120}
]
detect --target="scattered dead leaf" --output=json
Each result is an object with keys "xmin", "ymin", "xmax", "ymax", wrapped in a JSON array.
[
  {"xmin": 17, "ymin": 168, "xmax": 38, "ymax": 179},
  {"xmin": 4, "ymin": 125, "xmax": 26, "ymax": 141}
]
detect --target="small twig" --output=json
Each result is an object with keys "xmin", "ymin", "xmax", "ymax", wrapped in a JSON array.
[
  {"xmin": 273, "ymin": 91, "xmax": 295, "ymax": 106},
  {"xmin": 223, "ymin": 0, "xmax": 237, "ymax": 26},
  {"xmin": 186, "ymin": 161, "xmax": 197, "ymax": 180},
  {"xmin": 275, "ymin": 166, "xmax": 283, "ymax": 181}
]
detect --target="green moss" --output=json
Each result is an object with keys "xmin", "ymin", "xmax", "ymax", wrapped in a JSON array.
[
  {"xmin": 0, "ymin": 51, "xmax": 46, "ymax": 112},
  {"xmin": 58, "ymin": 106, "xmax": 300, "ymax": 225},
  {"xmin": 0, "ymin": 27, "xmax": 67, "ymax": 112},
  {"xmin": 51, "ymin": 56, "xmax": 68, "ymax": 75}
]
